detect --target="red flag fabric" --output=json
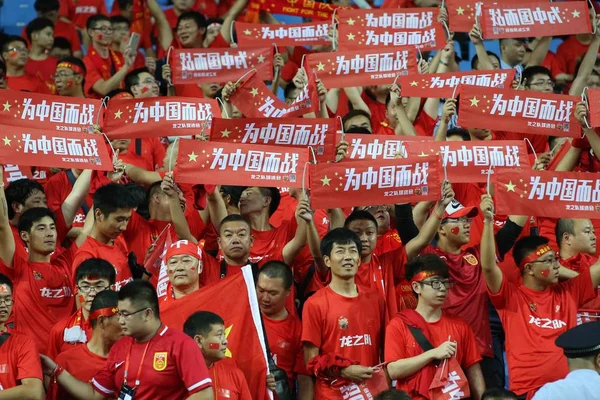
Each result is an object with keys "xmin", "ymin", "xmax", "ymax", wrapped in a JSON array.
[
  {"xmin": 103, "ymin": 97, "xmax": 221, "ymax": 139},
  {"xmin": 149, "ymin": 229, "xmax": 173, "ymax": 293},
  {"xmin": 399, "ymin": 69, "xmax": 515, "ymax": 99},
  {"xmin": 162, "ymin": 267, "xmax": 270, "ymax": 400},
  {"xmin": 586, "ymin": 88, "xmax": 600, "ymax": 127},
  {"xmin": 458, "ymin": 86, "xmax": 580, "ymax": 138},
  {"xmin": 284, "ymin": 70, "xmax": 321, "ymax": 118},
  {"xmin": 428, "ymin": 356, "xmax": 471, "ymax": 399},
  {"xmin": 171, "ymin": 48, "xmax": 273, "ymax": 84},
  {"xmin": 337, "ymin": 8, "xmax": 445, "ymax": 51},
  {"xmin": 336, "ymin": 368, "xmax": 389, "ymax": 398},
  {"xmin": 0, "ymin": 126, "xmax": 112, "ymax": 170},
  {"xmin": 405, "ymin": 140, "xmax": 531, "ymax": 183},
  {"xmin": 494, "ymin": 168, "xmax": 600, "ymax": 219},
  {"xmin": 345, "ymin": 134, "xmax": 410, "ymax": 161},
  {"xmin": 255, "ymin": 0, "xmax": 349, "ymax": 20},
  {"xmin": 175, "ymin": 139, "xmax": 309, "ymax": 188},
  {"xmin": 481, "ymin": 1, "xmax": 592, "ymax": 40},
  {"xmin": 2, "ymin": 164, "xmax": 32, "ymax": 186},
  {"xmin": 0, "ymin": 90, "xmax": 100, "ymax": 133},
  {"xmin": 446, "ymin": 0, "xmax": 537, "ymax": 32},
  {"xmin": 210, "ymin": 118, "xmax": 338, "ymax": 162},
  {"xmin": 309, "ymin": 154, "xmax": 441, "ymax": 209},
  {"xmin": 235, "ymin": 21, "xmax": 330, "ymax": 47},
  {"xmin": 306, "ymin": 47, "xmax": 418, "ymax": 88}
]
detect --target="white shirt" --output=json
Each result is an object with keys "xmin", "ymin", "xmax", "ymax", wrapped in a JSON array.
[{"xmin": 532, "ymin": 369, "xmax": 600, "ymax": 400}]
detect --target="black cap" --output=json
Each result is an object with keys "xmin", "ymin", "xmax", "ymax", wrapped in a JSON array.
[{"xmin": 555, "ymin": 321, "xmax": 600, "ymax": 358}]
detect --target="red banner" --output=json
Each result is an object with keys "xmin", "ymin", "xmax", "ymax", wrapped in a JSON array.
[
  {"xmin": 171, "ymin": 48, "xmax": 273, "ymax": 84},
  {"xmin": 0, "ymin": 126, "xmax": 112, "ymax": 171},
  {"xmin": 310, "ymin": 154, "xmax": 441, "ymax": 209},
  {"xmin": 175, "ymin": 139, "xmax": 309, "ymax": 188},
  {"xmin": 586, "ymin": 88, "xmax": 600, "ymax": 127},
  {"xmin": 337, "ymin": 8, "xmax": 445, "ymax": 51},
  {"xmin": 103, "ymin": 97, "xmax": 221, "ymax": 139},
  {"xmin": 210, "ymin": 118, "xmax": 337, "ymax": 162},
  {"xmin": 447, "ymin": 0, "xmax": 538, "ymax": 32},
  {"xmin": 344, "ymin": 133, "xmax": 432, "ymax": 161},
  {"xmin": 235, "ymin": 21, "xmax": 330, "ymax": 47},
  {"xmin": 255, "ymin": 0, "xmax": 349, "ymax": 21},
  {"xmin": 405, "ymin": 140, "xmax": 530, "ymax": 183},
  {"xmin": 458, "ymin": 86, "xmax": 580, "ymax": 138},
  {"xmin": 399, "ymin": 69, "xmax": 515, "ymax": 99},
  {"xmin": 481, "ymin": 2, "xmax": 592, "ymax": 39},
  {"xmin": 494, "ymin": 168, "xmax": 600, "ymax": 219},
  {"xmin": 2, "ymin": 164, "xmax": 32, "ymax": 186},
  {"xmin": 0, "ymin": 90, "xmax": 100, "ymax": 133},
  {"xmin": 306, "ymin": 47, "xmax": 418, "ymax": 88}
]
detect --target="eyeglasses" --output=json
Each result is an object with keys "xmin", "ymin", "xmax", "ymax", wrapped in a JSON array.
[
  {"xmin": 92, "ymin": 27, "xmax": 114, "ymax": 34},
  {"xmin": 442, "ymin": 217, "xmax": 472, "ymax": 225},
  {"xmin": 0, "ymin": 297, "xmax": 13, "ymax": 306},
  {"xmin": 530, "ymin": 254, "xmax": 560, "ymax": 266},
  {"xmin": 136, "ymin": 78, "xmax": 160, "ymax": 87},
  {"xmin": 117, "ymin": 307, "xmax": 148, "ymax": 319},
  {"xmin": 529, "ymin": 81, "xmax": 555, "ymax": 88},
  {"xmin": 54, "ymin": 73, "xmax": 77, "ymax": 80},
  {"xmin": 420, "ymin": 280, "xmax": 454, "ymax": 290},
  {"xmin": 77, "ymin": 284, "xmax": 109, "ymax": 294},
  {"xmin": 7, "ymin": 47, "xmax": 28, "ymax": 54}
]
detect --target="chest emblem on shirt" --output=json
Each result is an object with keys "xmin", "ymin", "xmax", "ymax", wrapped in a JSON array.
[
  {"xmin": 529, "ymin": 302, "xmax": 537, "ymax": 312},
  {"xmin": 338, "ymin": 316, "xmax": 349, "ymax": 330},
  {"xmin": 556, "ymin": 305, "xmax": 560, "ymax": 312},
  {"xmin": 33, "ymin": 271, "xmax": 43, "ymax": 280},
  {"xmin": 153, "ymin": 352, "xmax": 168, "ymax": 371},
  {"xmin": 463, "ymin": 254, "xmax": 478, "ymax": 266}
]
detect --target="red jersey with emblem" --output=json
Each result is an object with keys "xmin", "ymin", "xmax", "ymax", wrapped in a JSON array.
[
  {"xmin": 46, "ymin": 308, "xmax": 93, "ymax": 359},
  {"xmin": 92, "ymin": 326, "xmax": 212, "ymax": 399},
  {"xmin": 73, "ymin": 236, "xmax": 132, "ymax": 291},
  {"xmin": 59, "ymin": 0, "xmax": 108, "ymax": 29},
  {"xmin": 0, "ymin": 243, "xmax": 75, "ymax": 352},
  {"xmin": 6, "ymin": 75, "xmax": 52, "ymax": 94},
  {"xmin": 489, "ymin": 269, "xmax": 597, "ymax": 396},
  {"xmin": 301, "ymin": 286, "xmax": 385, "ymax": 399},
  {"xmin": 559, "ymin": 253, "xmax": 600, "ymax": 312},
  {"xmin": 226, "ymin": 220, "xmax": 294, "ymax": 266},
  {"xmin": 375, "ymin": 229, "xmax": 402, "ymax": 256},
  {"xmin": 209, "ymin": 357, "xmax": 252, "ymax": 400},
  {"xmin": 0, "ymin": 327, "xmax": 43, "ymax": 391}
]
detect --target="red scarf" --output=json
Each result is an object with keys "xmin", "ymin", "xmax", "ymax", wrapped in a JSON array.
[{"xmin": 87, "ymin": 46, "xmax": 125, "ymax": 82}]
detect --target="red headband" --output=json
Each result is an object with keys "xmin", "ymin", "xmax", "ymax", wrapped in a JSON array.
[
  {"xmin": 89, "ymin": 306, "xmax": 118, "ymax": 321},
  {"xmin": 518, "ymin": 244, "xmax": 553, "ymax": 270},
  {"xmin": 56, "ymin": 62, "xmax": 85, "ymax": 75},
  {"xmin": 164, "ymin": 240, "xmax": 202, "ymax": 263},
  {"xmin": 410, "ymin": 271, "xmax": 439, "ymax": 284}
]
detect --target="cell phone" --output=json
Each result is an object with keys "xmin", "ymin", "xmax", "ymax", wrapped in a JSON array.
[{"xmin": 128, "ymin": 32, "xmax": 141, "ymax": 54}]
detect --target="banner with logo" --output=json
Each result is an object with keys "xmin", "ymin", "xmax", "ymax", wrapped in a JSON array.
[
  {"xmin": 458, "ymin": 86, "xmax": 580, "ymax": 138},
  {"xmin": 481, "ymin": 1, "xmax": 592, "ymax": 39},
  {"xmin": 0, "ymin": 90, "xmax": 99, "ymax": 133},
  {"xmin": 210, "ymin": 118, "xmax": 337, "ymax": 162},
  {"xmin": 171, "ymin": 48, "xmax": 273, "ymax": 84},
  {"xmin": 175, "ymin": 139, "xmax": 309, "ymax": 188},
  {"xmin": 236, "ymin": 21, "xmax": 330, "ymax": 47},
  {"xmin": 306, "ymin": 47, "xmax": 418, "ymax": 88},
  {"xmin": 254, "ymin": 0, "xmax": 349, "ymax": 20},
  {"xmin": 103, "ymin": 97, "xmax": 220, "ymax": 139},
  {"xmin": 0, "ymin": 126, "xmax": 112, "ymax": 170},
  {"xmin": 309, "ymin": 154, "xmax": 441, "ymax": 209},
  {"xmin": 446, "ymin": 0, "xmax": 538, "ymax": 32}
]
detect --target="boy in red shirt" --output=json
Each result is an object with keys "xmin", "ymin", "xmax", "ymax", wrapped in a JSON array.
[
  {"xmin": 480, "ymin": 195, "xmax": 600, "ymax": 398},
  {"xmin": 302, "ymin": 228, "xmax": 386, "ymax": 399},
  {"xmin": 25, "ymin": 17, "xmax": 58, "ymax": 85},
  {"xmin": 33, "ymin": 0, "xmax": 82, "ymax": 58},
  {"xmin": 184, "ymin": 311, "xmax": 252, "ymax": 400},
  {"xmin": 0, "ymin": 273, "xmax": 45, "ymax": 398},
  {"xmin": 1, "ymin": 36, "xmax": 51, "ymax": 94},
  {"xmin": 385, "ymin": 254, "xmax": 485, "ymax": 400},
  {"xmin": 60, "ymin": 0, "xmax": 107, "ymax": 31}
]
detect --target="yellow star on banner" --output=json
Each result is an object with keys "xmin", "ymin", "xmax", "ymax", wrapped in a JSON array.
[
  {"xmin": 316, "ymin": 62, "xmax": 325, "ymax": 71},
  {"xmin": 2, "ymin": 136, "xmax": 11, "ymax": 146},
  {"xmin": 114, "ymin": 109, "xmax": 123, "ymax": 119},
  {"xmin": 244, "ymin": 29, "xmax": 251, "ymax": 35},
  {"xmin": 456, "ymin": 6, "xmax": 464, "ymax": 15},
  {"xmin": 572, "ymin": 10, "xmax": 581, "ymax": 18},
  {"xmin": 221, "ymin": 129, "xmax": 231, "ymax": 138},
  {"xmin": 470, "ymin": 96, "xmax": 480, "ymax": 107},
  {"xmin": 418, "ymin": 151, "xmax": 428, "ymax": 157},
  {"xmin": 505, "ymin": 181, "xmax": 516, "ymax": 192},
  {"xmin": 257, "ymin": 54, "xmax": 265, "ymax": 63},
  {"xmin": 188, "ymin": 151, "xmax": 199, "ymax": 162},
  {"xmin": 347, "ymin": 18, "xmax": 355, "ymax": 25},
  {"xmin": 321, "ymin": 175, "xmax": 331, "ymax": 186},
  {"xmin": 224, "ymin": 325, "xmax": 233, "ymax": 358},
  {"xmin": 347, "ymin": 33, "xmax": 355, "ymax": 41},
  {"xmin": 410, "ymin": 81, "xmax": 418, "ymax": 86},
  {"xmin": 2, "ymin": 102, "xmax": 10, "ymax": 111},
  {"xmin": 250, "ymin": 88, "xmax": 259, "ymax": 97}
]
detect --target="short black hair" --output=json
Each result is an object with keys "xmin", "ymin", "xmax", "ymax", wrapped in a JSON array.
[
  {"xmin": 219, "ymin": 213, "xmax": 251, "ymax": 235},
  {"xmin": 89, "ymin": 290, "xmax": 119, "ymax": 328},
  {"xmin": 481, "ymin": 388, "xmax": 518, "ymax": 400},
  {"xmin": 74, "ymin": 258, "xmax": 117, "ymax": 285},
  {"xmin": 123, "ymin": 183, "xmax": 147, "ymax": 207},
  {"xmin": 342, "ymin": 109, "xmax": 372, "ymax": 130},
  {"xmin": 471, "ymin": 51, "xmax": 500, "ymax": 70},
  {"xmin": 447, "ymin": 127, "xmax": 471, "ymax": 141},
  {"xmin": 118, "ymin": 280, "xmax": 160, "ymax": 317},
  {"xmin": 1, "ymin": 36, "xmax": 28, "ymax": 54},
  {"xmin": 93, "ymin": 183, "xmax": 139, "ymax": 218},
  {"xmin": 57, "ymin": 56, "xmax": 86, "ymax": 74},
  {"xmin": 555, "ymin": 218, "xmax": 576, "ymax": 248},
  {"xmin": 258, "ymin": 261, "xmax": 293, "ymax": 290},
  {"xmin": 52, "ymin": 37, "xmax": 72, "ymax": 52},
  {"xmin": 284, "ymin": 82, "xmax": 299, "ymax": 100},
  {"xmin": 320, "ymin": 228, "xmax": 362, "ymax": 258},
  {"xmin": 17, "ymin": 207, "xmax": 55, "ymax": 234},
  {"xmin": 106, "ymin": 88, "xmax": 134, "ymax": 99},
  {"xmin": 110, "ymin": 15, "xmax": 131, "ymax": 28},
  {"xmin": 512, "ymin": 235, "xmax": 550, "ymax": 268},
  {"xmin": 405, "ymin": 254, "xmax": 450, "ymax": 281},
  {"xmin": 183, "ymin": 311, "xmax": 224, "ymax": 338},
  {"xmin": 5, "ymin": 179, "xmax": 45, "ymax": 219},
  {"xmin": 0, "ymin": 273, "xmax": 14, "ymax": 294},
  {"xmin": 344, "ymin": 210, "xmax": 378, "ymax": 230},
  {"xmin": 523, "ymin": 66, "xmax": 552, "ymax": 87},
  {"xmin": 374, "ymin": 389, "xmax": 412, "ymax": 400},
  {"xmin": 124, "ymin": 67, "xmax": 151, "ymax": 92},
  {"xmin": 177, "ymin": 11, "xmax": 207, "ymax": 31},
  {"xmin": 35, "ymin": 0, "xmax": 60, "ymax": 13},
  {"xmin": 26, "ymin": 17, "xmax": 54, "ymax": 41},
  {"xmin": 220, "ymin": 186, "xmax": 244, "ymax": 208},
  {"xmin": 86, "ymin": 15, "xmax": 111, "ymax": 31},
  {"xmin": 117, "ymin": 0, "xmax": 134, "ymax": 9}
]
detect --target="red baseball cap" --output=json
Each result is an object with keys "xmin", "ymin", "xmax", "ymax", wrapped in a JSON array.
[{"xmin": 442, "ymin": 199, "xmax": 479, "ymax": 220}]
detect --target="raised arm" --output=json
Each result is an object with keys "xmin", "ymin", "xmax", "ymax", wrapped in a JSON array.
[
  {"xmin": 162, "ymin": 173, "xmax": 197, "ymax": 243},
  {"xmin": 570, "ymin": 20, "xmax": 600, "ymax": 96},
  {"xmin": 40, "ymin": 355, "xmax": 105, "ymax": 400},
  {"xmin": 469, "ymin": 25, "xmax": 495, "ymax": 71},
  {"xmin": 0, "ymin": 166, "xmax": 15, "ymax": 267},
  {"xmin": 282, "ymin": 199, "xmax": 310, "ymax": 265},
  {"xmin": 91, "ymin": 48, "xmax": 134, "ymax": 96},
  {"xmin": 0, "ymin": 377, "xmax": 44, "ymax": 400},
  {"xmin": 61, "ymin": 169, "xmax": 92, "ymax": 228},
  {"xmin": 220, "ymin": 0, "xmax": 249, "ymax": 43},
  {"xmin": 147, "ymin": 0, "xmax": 173, "ymax": 52},
  {"xmin": 206, "ymin": 186, "xmax": 228, "ymax": 233},
  {"xmin": 525, "ymin": 36, "xmax": 551, "ymax": 68},
  {"xmin": 434, "ymin": 99, "xmax": 457, "ymax": 141},
  {"xmin": 391, "ymin": 84, "xmax": 417, "ymax": 136},
  {"xmin": 480, "ymin": 194, "xmax": 503, "ymax": 294}
]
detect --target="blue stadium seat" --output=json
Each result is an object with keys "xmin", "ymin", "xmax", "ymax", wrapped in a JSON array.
[{"xmin": 0, "ymin": 0, "xmax": 37, "ymax": 36}]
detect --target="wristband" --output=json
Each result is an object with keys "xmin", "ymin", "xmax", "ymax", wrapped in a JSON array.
[
  {"xmin": 50, "ymin": 364, "xmax": 64, "ymax": 379},
  {"xmin": 432, "ymin": 208, "xmax": 444, "ymax": 220}
]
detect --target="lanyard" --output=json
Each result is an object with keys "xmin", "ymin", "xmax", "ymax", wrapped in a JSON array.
[{"xmin": 123, "ymin": 339, "xmax": 152, "ymax": 388}]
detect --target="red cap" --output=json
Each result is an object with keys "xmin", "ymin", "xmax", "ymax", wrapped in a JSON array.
[
  {"xmin": 164, "ymin": 240, "xmax": 202, "ymax": 263},
  {"xmin": 442, "ymin": 199, "xmax": 479, "ymax": 219}
]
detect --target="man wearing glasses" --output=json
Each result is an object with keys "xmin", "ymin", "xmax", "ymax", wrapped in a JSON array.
[
  {"xmin": 385, "ymin": 254, "xmax": 485, "ymax": 400},
  {"xmin": 0, "ymin": 35, "xmax": 51, "ymax": 94}
]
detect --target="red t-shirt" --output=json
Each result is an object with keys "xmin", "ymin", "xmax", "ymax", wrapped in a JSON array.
[
  {"xmin": 25, "ymin": 56, "xmax": 58, "ymax": 85},
  {"xmin": 489, "ymin": 269, "xmax": 597, "ymax": 396},
  {"xmin": 44, "ymin": 170, "xmax": 91, "ymax": 229},
  {"xmin": 242, "ymin": 220, "xmax": 295, "ymax": 266},
  {"xmin": 556, "ymin": 35, "xmax": 593, "ymax": 77},
  {"xmin": 542, "ymin": 51, "xmax": 565, "ymax": 80},
  {"xmin": 6, "ymin": 75, "xmax": 52, "ymax": 94},
  {"xmin": 54, "ymin": 20, "xmax": 82, "ymax": 52},
  {"xmin": 301, "ymin": 286, "xmax": 385, "ymax": 399},
  {"xmin": 122, "ymin": 137, "xmax": 166, "ymax": 172},
  {"xmin": 356, "ymin": 250, "xmax": 404, "ymax": 319},
  {"xmin": 48, "ymin": 344, "xmax": 107, "ymax": 400},
  {"xmin": 209, "ymin": 358, "xmax": 252, "ymax": 400},
  {"xmin": 73, "ymin": 236, "xmax": 133, "ymax": 291},
  {"xmin": 82, "ymin": 48, "xmax": 126, "ymax": 99},
  {"xmin": 59, "ymin": 0, "xmax": 108, "ymax": 30},
  {"xmin": 384, "ymin": 314, "xmax": 482, "ymax": 399},
  {"xmin": 0, "ymin": 243, "xmax": 76, "ymax": 352},
  {"xmin": 0, "ymin": 327, "xmax": 43, "ymax": 390},
  {"xmin": 46, "ymin": 308, "xmax": 93, "ymax": 359},
  {"xmin": 91, "ymin": 326, "xmax": 212, "ymax": 399},
  {"xmin": 559, "ymin": 253, "xmax": 600, "ymax": 311}
]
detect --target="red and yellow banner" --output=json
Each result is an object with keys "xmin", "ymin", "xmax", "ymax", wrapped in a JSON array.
[
  {"xmin": 305, "ymin": 47, "xmax": 418, "ymax": 88},
  {"xmin": 235, "ymin": 21, "xmax": 330, "ymax": 47},
  {"xmin": 171, "ymin": 48, "xmax": 273, "ymax": 84},
  {"xmin": 309, "ymin": 154, "xmax": 441, "ymax": 209},
  {"xmin": 254, "ymin": 0, "xmax": 349, "ymax": 21},
  {"xmin": 103, "ymin": 97, "xmax": 221, "ymax": 139},
  {"xmin": 175, "ymin": 140, "xmax": 309, "ymax": 188},
  {"xmin": 494, "ymin": 168, "xmax": 600, "ymax": 219},
  {"xmin": 458, "ymin": 86, "xmax": 580, "ymax": 138},
  {"xmin": 446, "ymin": 0, "xmax": 538, "ymax": 32}
]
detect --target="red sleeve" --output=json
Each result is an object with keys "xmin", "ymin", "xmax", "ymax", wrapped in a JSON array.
[
  {"xmin": 235, "ymin": 369, "xmax": 253, "ymax": 400},
  {"xmin": 383, "ymin": 317, "xmax": 408, "ymax": 363},
  {"xmin": 414, "ymin": 109, "xmax": 438, "ymax": 137},
  {"xmin": 14, "ymin": 335, "xmax": 43, "ymax": 381},
  {"xmin": 458, "ymin": 322, "xmax": 483, "ymax": 369},
  {"xmin": 59, "ymin": 0, "xmax": 70, "ymax": 19},
  {"xmin": 150, "ymin": 138, "xmax": 166, "ymax": 170},
  {"xmin": 300, "ymin": 297, "xmax": 323, "ymax": 348},
  {"xmin": 83, "ymin": 58, "xmax": 102, "ymax": 97},
  {"xmin": 186, "ymin": 210, "xmax": 208, "ymax": 241},
  {"xmin": 174, "ymin": 335, "xmax": 213, "ymax": 394},
  {"xmin": 208, "ymin": 33, "xmax": 230, "ymax": 48},
  {"xmin": 91, "ymin": 345, "xmax": 119, "ymax": 397},
  {"xmin": 1, "ymin": 235, "xmax": 30, "ymax": 279},
  {"xmin": 560, "ymin": 267, "xmax": 597, "ymax": 307},
  {"xmin": 487, "ymin": 273, "xmax": 515, "ymax": 310},
  {"xmin": 72, "ymin": 247, "xmax": 94, "ymax": 273},
  {"xmin": 44, "ymin": 175, "xmax": 67, "ymax": 212}
]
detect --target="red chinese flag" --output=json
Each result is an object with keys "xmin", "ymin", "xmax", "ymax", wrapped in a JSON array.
[
  {"xmin": 171, "ymin": 47, "xmax": 273, "ymax": 84},
  {"xmin": 2, "ymin": 164, "xmax": 32, "ymax": 186},
  {"xmin": 399, "ymin": 69, "xmax": 515, "ymax": 99},
  {"xmin": 236, "ymin": 21, "xmax": 330, "ymax": 47},
  {"xmin": 103, "ymin": 97, "xmax": 221, "ymax": 139},
  {"xmin": 306, "ymin": 47, "xmax": 417, "ymax": 88},
  {"xmin": 0, "ymin": 90, "xmax": 100, "ymax": 133},
  {"xmin": 162, "ymin": 267, "xmax": 270, "ymax": 400},
  {"xmin": 284, "ymin": 71, "xmax": 321, "ymax": 118},
  {"xmin": 257, "ymin": 0, "xmax": 349, "ymax": 21},
  {"xmin": 337, "ymin": 8, "xmax": 445, "ymax": 51},
  {"xmin": 336, "ymin": 368, "xmax": 389, "ymax": 398},
  {"xmin": 586, "ymin": 88, "xmax": 600, "ymax": 127},
  {"xmin": 481, "ymin": 2, "xmax": 592, "ymax": 40},
  {"xmin": 309, "ymin": 154, "xmax": 441, "ymax": 209},
  {"xmin": 175, "ymin": 139, "xmax": 309, "ymax": 188},
  {"xmin": 494, "ymin": 168, "xmax": 600, "ymax": 219},
  {"xmin": 458, "ymin": 86, "xmax": 580, "ymax": 139},
  {"xmin": 210, "ymin": 118, "xmax": 337, "ymax": 162},
  {"xmin": 428, "ymin": 357, "xmax": 471, "ymax": 399},
  {"xmin": 0, "ymin": 126, "xmax": 112, "ymax": 171},
  {"xmin": 447, "ymin": 0, "xmax": 538, "ymax": 32}
]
